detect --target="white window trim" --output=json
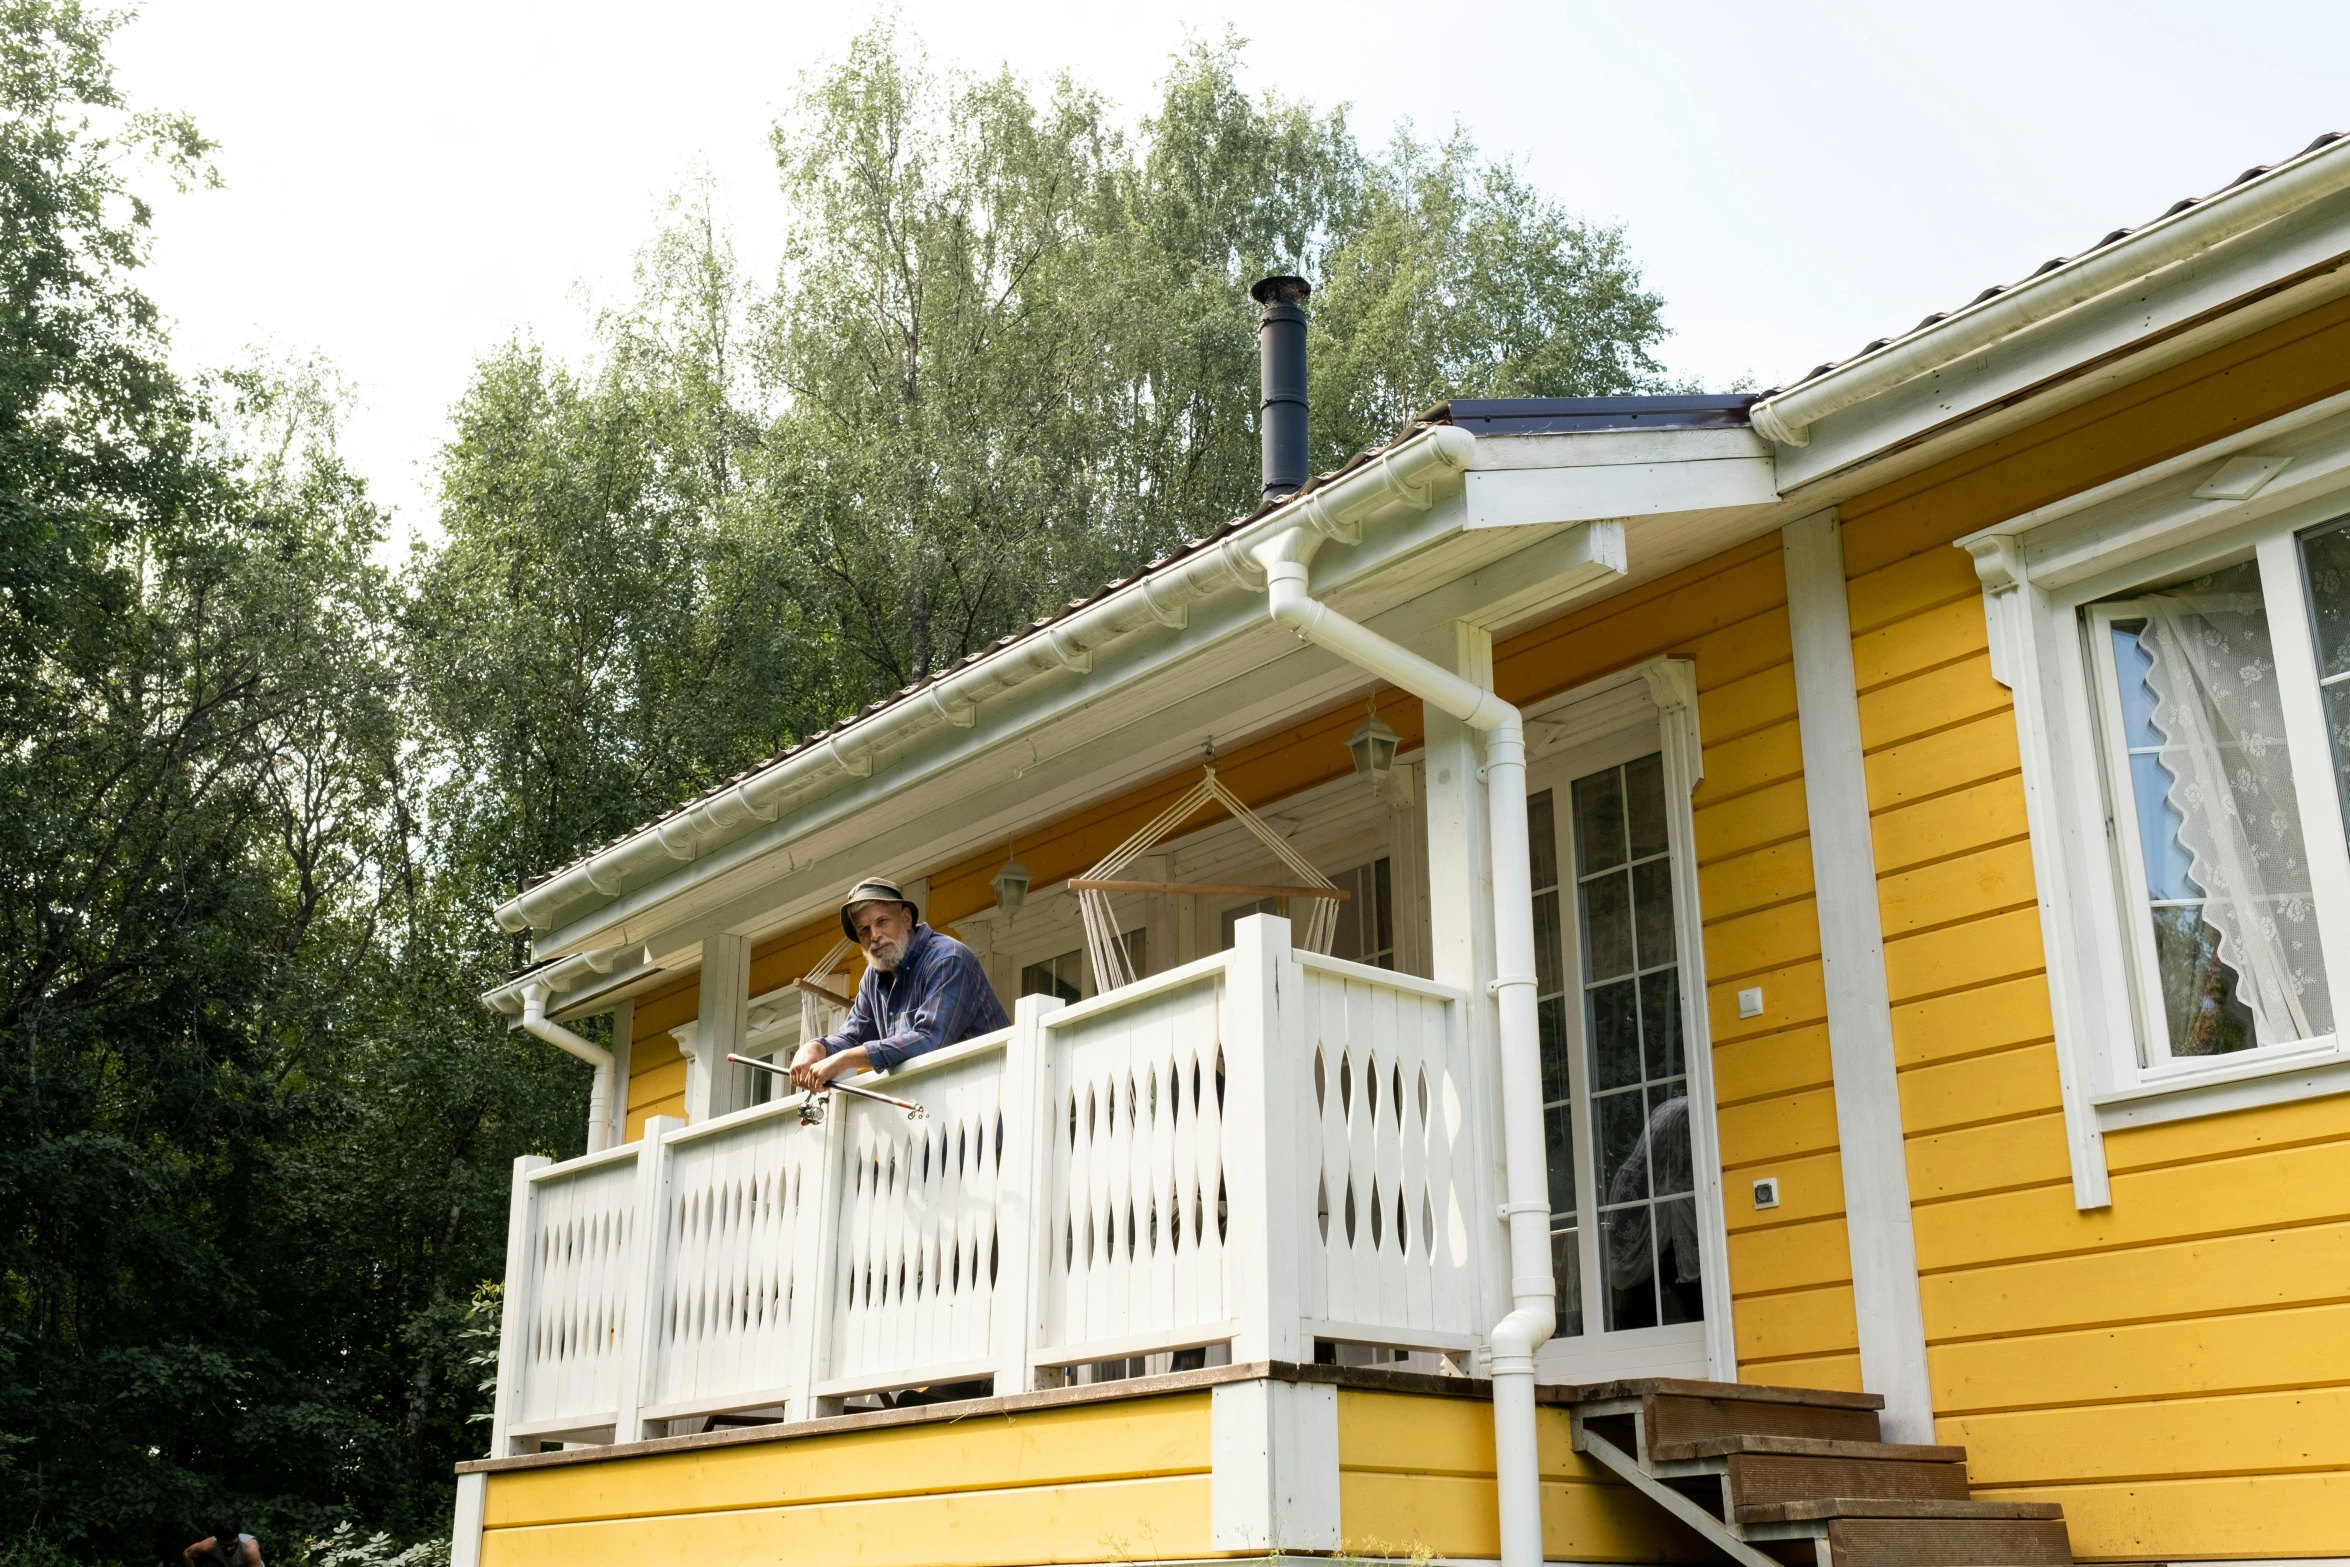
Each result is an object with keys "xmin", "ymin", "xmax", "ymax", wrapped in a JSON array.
[
  {"xmin": 1520, "ymin": 655, "xmax": 1737, "ymax": 1385},
  {"xmin": 1960, "ymin": 388, "xmax": 2350, "ymax": 1209}
]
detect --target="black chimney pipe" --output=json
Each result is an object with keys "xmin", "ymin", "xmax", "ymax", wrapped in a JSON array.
[{"xmin": 1253, "ymin": 275, "xmax": 1311, "ymax": 502}]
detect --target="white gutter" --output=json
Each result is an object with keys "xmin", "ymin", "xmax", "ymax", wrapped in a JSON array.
[
  {"xmin": 520, "ymin": 980, "xmax": 615, "ymax": 1154},
  {"xmin": 1749, "ymin": 134, "xmax": 2350, "ymax": 448},
  {"xmin": 494, "ymin": 426, "xmax": 1482, "ymax": 940},
  {"xmin": 1250, "ymin": 516, "xmax": 1554, "ymax": 1567}
]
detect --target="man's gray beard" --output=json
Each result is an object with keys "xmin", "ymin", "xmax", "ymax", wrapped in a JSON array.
[{"xmin": 866, "ymin": 936, "xmax": 908, "ymax": 971}]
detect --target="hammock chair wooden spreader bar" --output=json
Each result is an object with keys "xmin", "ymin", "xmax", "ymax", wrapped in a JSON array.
[{"xmin": 1076, "ymin": 763, "xmax": 1343, "ymax": 993}]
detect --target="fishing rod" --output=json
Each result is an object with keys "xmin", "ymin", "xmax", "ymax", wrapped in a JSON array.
[{"xmin": 727, "ymin": 1052, "xmax": 927, "ymax": 1123}]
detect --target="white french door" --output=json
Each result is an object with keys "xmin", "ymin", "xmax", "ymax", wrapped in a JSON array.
[{"xmin": 1527, "ymin": 728, "xmax": 1718, "ymax": 1380}]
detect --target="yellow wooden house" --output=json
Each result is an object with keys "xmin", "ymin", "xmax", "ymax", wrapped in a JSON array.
[{"xmin": 451, "ymin": 132, "xmax": 2350, "ymax": 1567}]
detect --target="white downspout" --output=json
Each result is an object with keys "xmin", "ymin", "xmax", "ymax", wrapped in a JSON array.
[
  {"xmin": 1254, "ymin": 532, "xmax": 1555, "ymax": 1567},
  {"xmin": 521, "ymin": 980, "xmax": 616, "ymax": 1153}
]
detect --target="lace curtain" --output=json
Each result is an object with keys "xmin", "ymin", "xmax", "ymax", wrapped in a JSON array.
[{"xmin": 2140, "ymin": 575, "xmax": 2333, "ymax": 1048}]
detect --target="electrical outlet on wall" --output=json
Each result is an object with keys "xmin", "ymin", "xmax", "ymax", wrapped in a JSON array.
[{"xmin": 1752, "ymin": 1177, "xmax": 1781, "ymax": 1210}]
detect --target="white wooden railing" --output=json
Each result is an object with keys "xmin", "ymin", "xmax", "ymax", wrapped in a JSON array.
[{"xmin": 486, "ymin": 915, "xmax": 1502, "ymax": 1451}]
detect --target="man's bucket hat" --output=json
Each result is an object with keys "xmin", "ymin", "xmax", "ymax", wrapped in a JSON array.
[{"xmin": 840, "ymin": 877, "xmax": 919, "ymax": 941}]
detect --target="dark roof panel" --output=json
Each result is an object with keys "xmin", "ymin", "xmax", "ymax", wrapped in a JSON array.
[{"xmin": 1435, "ymin": 395, "xmax": 1757, "ymax": 435}]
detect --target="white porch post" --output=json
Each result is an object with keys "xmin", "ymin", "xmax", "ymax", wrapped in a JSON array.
[
  {"xmin": 1209, "ymin": 1376, "xmax": 1342, "ymax": 1553},
  {"xmin": 1782, "ymin": 507, "xmax": 1935, "ymax": 1442},
  {"xmin": 605, "ymin": 996, "xmax": 634, "ymax": 1147},
  {"xmin": 992, "ymin": 992, "xmax": 1062, "ymax": 1395},
  {"xmin": 612, "ymin": 1116, "xmax": 680, "ymax": 1443},
  {"xmin": 1420, "ymin": 624, "xmax": 1510, "ymax": 1350},
  {"xmin": 488, "ymin": 1154, "xmax": 549, "ymax": 1457},
  {"xmin": 686, "ymin": 934, "xmax": 751, "ymax": 1122},
  {"xmin": 1224, "ymin": 912, "xmax": 1308, "ymax": 1365}
]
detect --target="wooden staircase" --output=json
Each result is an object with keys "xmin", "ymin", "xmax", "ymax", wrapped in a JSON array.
[{"xmin": 1562, "ymin": 1379, "xmax": 2071, "ymax": 1567}]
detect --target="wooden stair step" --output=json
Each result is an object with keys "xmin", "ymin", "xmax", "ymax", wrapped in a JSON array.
[
  {"xmin": 1735, "ymin": 1497, "xmax": 2066, "ymax": 1523},
  {"xmin": 1724, "ymin": 1453, "xmax": 1973, "ymax": 1507},
  {"xmin": 1651, "ymin": 1434, "xmax": 1967, "ymax": 1463},
  {"xmin": 1556, "ymin": 1377, "xmax": 1887, "ymax": 1411},
  {"xmin": 1560, "ymin": 1378, "xmax": 1889, "ymax": 1448}
]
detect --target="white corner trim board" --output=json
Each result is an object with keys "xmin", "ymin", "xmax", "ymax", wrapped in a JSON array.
[
  {"xmin": 1780, "ymin": 509, "xmax": 1935, "ymax": 1447},
  {"xmin": 1959, "ymin": 394, "xmax": 2350, "ymax": 1209}
]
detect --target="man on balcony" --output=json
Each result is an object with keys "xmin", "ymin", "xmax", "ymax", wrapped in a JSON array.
[{"xmin": 789, "ymin": 877, "xmax": 1009, "ymax": 1090}]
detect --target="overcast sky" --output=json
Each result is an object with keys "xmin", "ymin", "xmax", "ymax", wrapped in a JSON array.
[{"xmin": 113, "ymin": 0, "xmax": 2350, "ymax": 531}]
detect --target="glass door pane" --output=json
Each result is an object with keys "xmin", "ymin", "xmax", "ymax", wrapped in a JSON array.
[
  {"xmin": 1527, "ymin": 788, "xmax": 1582, "ymax": 1338},
  {"xmin": 1570, "ymin": 753, "xmax": 1703, "ymax": 1332}
]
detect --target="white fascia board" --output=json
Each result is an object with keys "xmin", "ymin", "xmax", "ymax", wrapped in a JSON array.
[
  {"xmin": 527, "ymin": 430, "xmax": 1779, "ymax": 966},
  {"xmin": 1465, "ymin": 429, "xmax": 1775, "ymax": 529},
  {"xmin": 1775, "ymin": 180, "xmax": 2350, "ymax": 494}
]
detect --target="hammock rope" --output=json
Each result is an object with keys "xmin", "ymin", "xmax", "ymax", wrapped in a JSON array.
[
  {"xmin": 799, "ymin": 937, "xmax": 857, "ymax": 1043},
  {"xmin": 1077, "ymin": 764, "xmax": 1340, "ymax": 991}
]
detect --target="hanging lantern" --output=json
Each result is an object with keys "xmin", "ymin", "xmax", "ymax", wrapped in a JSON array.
[
  {"xmin": 991, "ymin": 851, "xmax": 1032, "ymax": 911},
  {"xmin": 1346, "ymin": 699, "xmax": 1400, "ymax": 789}
]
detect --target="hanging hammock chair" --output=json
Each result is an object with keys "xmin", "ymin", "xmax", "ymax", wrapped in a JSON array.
[
  {"xmin": 1072, "ymin": 763, "xmax": 1345, "ymax": 992},
  {"xmin": 795, "ymin": 937, "xmax": 857, "ymax": 1041}
]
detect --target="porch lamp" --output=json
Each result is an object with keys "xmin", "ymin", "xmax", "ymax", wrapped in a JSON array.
[
  {"xmin": 991, "ymin": 850, "xmax": 1032, "ymax": 911},
  {"xmin": 1346, "ymin": 698, "xmax": 1400, "ymax": 791}
]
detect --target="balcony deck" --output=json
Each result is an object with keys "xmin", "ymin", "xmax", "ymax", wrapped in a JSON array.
[
  {"xmin": 487, "ymin": 918, "xmax": 1501, "ymax": 1452},
  {"xmin": 454, "ymin": 1362, "xmax": 1716, "ymax": 1567}
]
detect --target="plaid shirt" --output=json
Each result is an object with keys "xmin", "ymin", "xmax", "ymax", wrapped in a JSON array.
[{"xmin": 821, "ymin": 923, "xmax": 1009, "ymax": 1073}]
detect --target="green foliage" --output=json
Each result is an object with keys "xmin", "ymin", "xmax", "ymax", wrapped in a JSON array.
[{"xmin": 0, "ymin": 10, "xmax": 1684, "ymax": 1564}]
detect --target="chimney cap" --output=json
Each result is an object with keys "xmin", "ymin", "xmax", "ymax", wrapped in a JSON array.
[{"xmin": 1250, "ymin": 274, "xmax": 1311, "ymax": 306}]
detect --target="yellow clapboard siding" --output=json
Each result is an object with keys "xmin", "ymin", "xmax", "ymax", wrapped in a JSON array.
[
  {"xmin": 1945, "ymin": 1386, "xmax": 2350, "ymax": 1486},
  {"xmin": 1731, "ymin": 1349, "xmax": 1864, "ymax": 1392},
  {"xmin": 1974, "ymin": 1470, "xmax": 2350, "ymax": 1559},
  {"xmin": 1334, "ymin": 1394, "xmax": 1716, "ymax": 1562},
  {"xmin": 1851, "ymin": 595, "xmax": 1991, "ymax": 695},
  {"xmin": 1862, "ymin": 711, "xmax": 2021, "ymax": 818},
  {"xmin": 1702, "ymin": 896, "xmax": 1824, "ymax": 981},
  {"xmin": 1716, "ymin": 1085, "xmax": 1841, "ymax": 1165},
  {"xmin": 1906, "ymin": 1112, "xmax": 2072, "ymax": 1203},
  {"xmin": 1932, "ymin": 1300, "xmax": 2350, "ymax": 1414},
  {"xmin": 1707, "ymin": 960, "xmax": 1827, "ymax": 1043},
  {"xmin": 2104, "ymin": 1089, "xmax": 2350, "ymax": 1173},
  {"xmin": 1697, "ymin": 838, "xmax": 1817, "ymax": 926},
  {"xmin": 1694, "ymin": 717, "xmax": 1805, "ymax": 805},
  {"xmin": 480, "ymin": 1473, "xmax": 1214, "ymax": 1567},
  {"xmin": 1881, "ymin": 906, "xmax": 2045, "ymax": 1005},
  {"xmin": 1854, "ymin": 656, "xmax": 2011, "ymax": 750},
  {"xmin": 1891, "ymin": 973, "xmax": 2054, "ymax": 1071},
  {"xmin": 1339, "ymin": 1472, "xmax": 1714, "ymax": 1563},
  {"xmin": 1721, "ymin": 1148, "xmax": 1845, "ymax": 1226},
  {"xmin": 1684, "ymin": 605, "xmax": 1794, "ymax": 689},
  {"xmin": 623, "ymin": 1093, "xmax": 685, "ymax": 1143},
  {"xmin": 632, "ymin": 977, "xmax": 698, "ymax": 1041},
  {"xmin": 1876, "ymin": 840, "xmax": 2037, "ymax": 938},
  {"xmin": 1500, "ymin": 539, "xmax": 1785, "ymax": 691},
  {"xmin": 1693, "ymin": 777, "xmax": 1809, "ymax": 866},
  {"xmin": 1735, "ymin": 1283, "xmax": 1861, "ymax": 1362},
  {"xmin": 1728, "ymin": 1214, "xmax": 1853, "ymax": 1296},
  {"xmin": 1713, "ymin": 1023, "xmax": 1834, "ymax": 1107},
  {"xmin": 1837, "ymin": 291, "xmax": 2350, "ymax": 567},
  {"xmin": 1921, "ymin": 1219, "xmax": 2350, "ymax": 1341},
  {"xmin": 1695, "ymin": 661, "xmax": 1798, "ymax": 745},
  {"xmin": 1337, "ymin": 1390, "xmax": 1590, "ymax": 1478},
  {"xmin": 1869, "ymin": 773, "xmax": 2031, "ymax": 876},
  {"xmin": 1915, "ymin": 1137, "xmax": 2350, "ymax": 1271},
  {"xmin": 628, "ymin": 1054, "xmax": 686, "ymax": 1097},
  {"xmin": 1846, "ymin": 544, "xmax": 1982, "ymax": 638},
  {"xmin": 1897, "ymin": 1042, "xmax": 2064, "ymax": 1135},
  {"xmin": 483, "ymin": 1395, "xmax": 1210, "ymax": 1526}
]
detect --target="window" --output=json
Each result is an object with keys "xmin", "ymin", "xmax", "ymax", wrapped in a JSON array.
[
  {"xmin": 1329, "ymin": 858, "xmax": 1395, "ymax": 969},
  {"xmin": 1020, "ymin": 949, "xmax": 1083, "ymax": 1004},
  {"xmin": 1966, "ymin": 465, "xmax": 2350, "ymax": 1190},
  {"xmin": 2088, "ymin": 562, "xmax": 2331, "ymax": 1065},
  {"xmin": 1021, "ymin": 929, "xmax": 1144, "ymax": 1002},
  {"xmin": 1531, "ymin": 751, "xmax": 1704, "ymax": 1342}
]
